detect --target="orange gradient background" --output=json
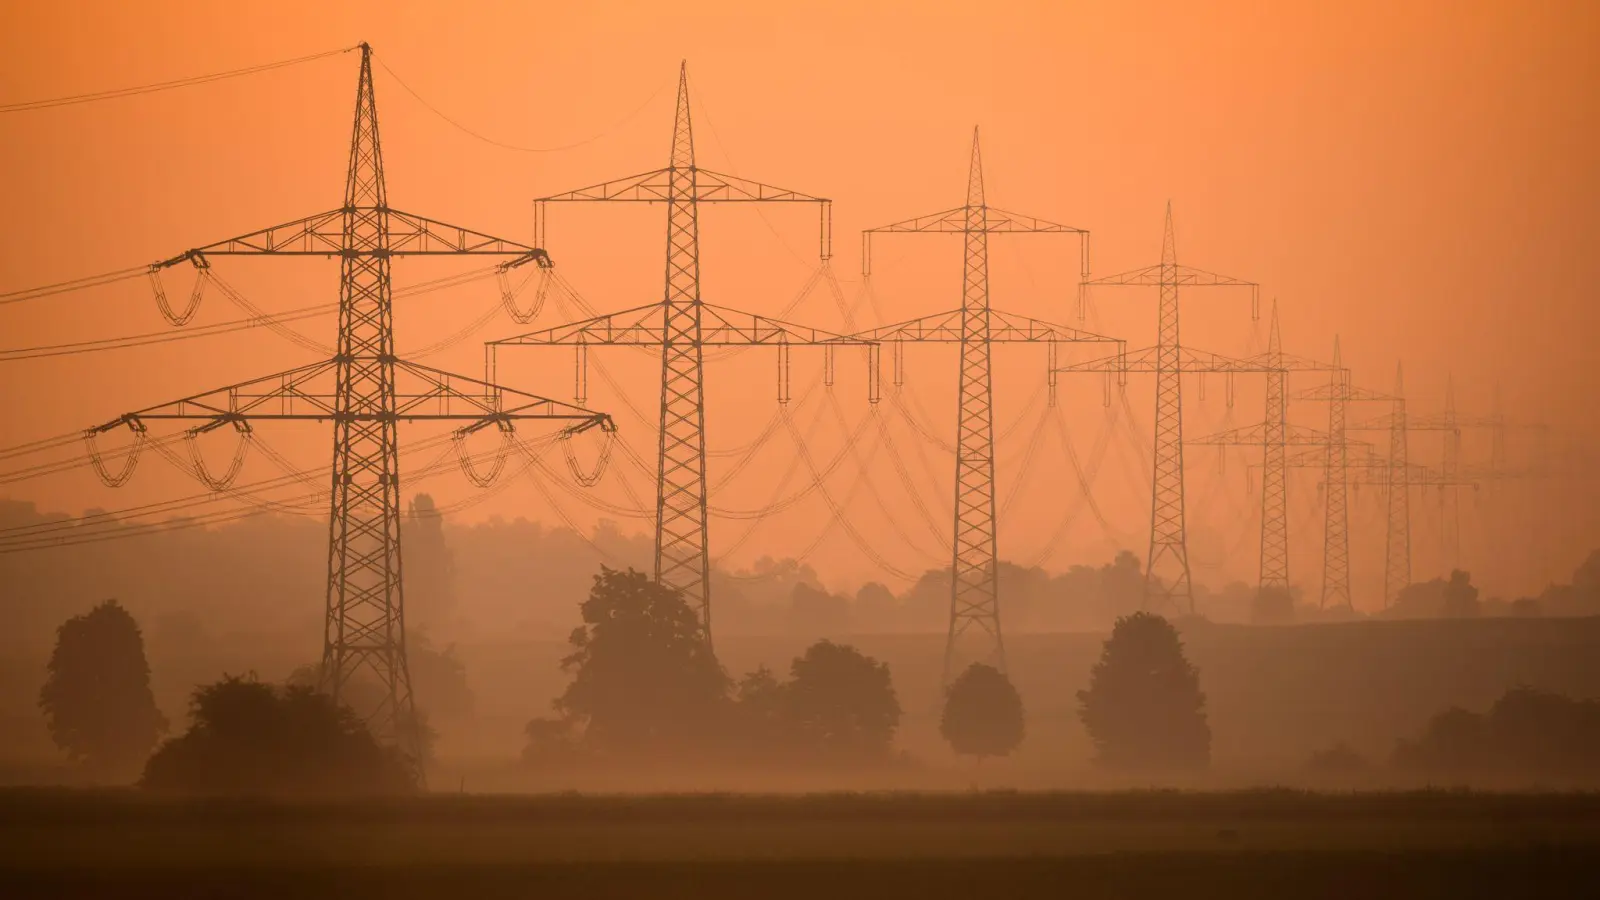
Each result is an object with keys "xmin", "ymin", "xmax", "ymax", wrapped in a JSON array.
[{"xmin": 0, "ymin": 0, "xmax": 1596, "ymax": 608}]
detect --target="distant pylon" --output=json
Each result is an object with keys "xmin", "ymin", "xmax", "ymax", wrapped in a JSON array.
[
  {"xmin": 1384, "ymin": 362, "xmax": 1411, "ymax": 607},
  {"xmin": 1439, "ymin": 375, "xmax": 1462, "ymax": 566},
  {"xmin": 504, "ymin": 62, "xmax": 839, "ymax": 638},
  {"xmin": 1258, "ymin": 301, "xmax": 1289, "ymax": 598},
  {"xmin": 1320, "ymin": 336, "xmax": 1352, "ymax": 610},
  {"xmin": 1148, "ymin": 203, "xmax": 1192, "ymax": 611},
  {"xmin": 855, "ymin": 128, "xmax": 1113, "ymax": 679}
]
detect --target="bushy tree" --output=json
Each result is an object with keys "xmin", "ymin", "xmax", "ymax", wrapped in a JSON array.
[
  {"xmin": 940, "ymin": 663, "xmax": 1025, "ymax": 763},
  {"xmin": 1441, "ymin": 569, "xmax": 1481, "ymax": 618},
  {"xmin": 141, "ymin": 676, "xmax": 414, "ymax": 796},
  {"xmin": 1250, "ymin": 586, "xmax": 1295, "ymax": 625},
  {"xmin": 1076, "ymin": 612, "xmax": 1210, "ymax": 770},
  {"xmin": 284, "ymin": 663, "xmax": 440, "ymax": 766},
  {"xmin": 39, "ymin": 600, "xmax": 167, "ymax": 777},
  {"xmin": 783, "ymin": 640, "xmax": 901, "ymax": 759},
  {"xmin": 552, "ymin": 567, "xmax": 729, "ymax": 753},
  {"xmin": 1394, "ymin": 686, "xmax": 1600, "ymax": 782}
]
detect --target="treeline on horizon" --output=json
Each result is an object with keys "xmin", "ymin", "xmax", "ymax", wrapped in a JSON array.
[{"xmin": 3, "ymin": 493, "xmax": 1600, "ymax": 653}]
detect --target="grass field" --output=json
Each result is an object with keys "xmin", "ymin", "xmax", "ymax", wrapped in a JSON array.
[{"xmin": 3, "ymin": 789, "xmax": 1598, "ymax": 898}]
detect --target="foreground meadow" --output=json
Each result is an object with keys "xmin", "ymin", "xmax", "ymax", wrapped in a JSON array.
[{"xmin": 2, "ymin": 789, "xmax": 1598, "ymax": 897}]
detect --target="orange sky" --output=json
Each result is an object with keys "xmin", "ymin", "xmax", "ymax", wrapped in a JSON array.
[{"xmin": 1, "ymin": 0, "xmax": 1596, "ymax": 606}]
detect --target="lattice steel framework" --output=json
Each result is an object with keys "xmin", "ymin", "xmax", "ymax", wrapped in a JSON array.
[
  {"xmin": 1186, "ymin": 305, "xmax": 1343, "ymax": 604},
  {"xmin": 502, "ymin": 63, "xmax": 836, "ymax": 635},
  {"xmin": 88, "ymin": 44, "xmax": 610, "ymax": 756},
  {"xmin": 857, "ymin": 128, "xmax": 1117, "ymax": 680},
  {"xmin": 1069, "ymin": 205, "xmax": 1258, "ymax": 613}
]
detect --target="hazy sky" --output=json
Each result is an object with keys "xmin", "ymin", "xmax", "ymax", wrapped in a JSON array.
[{"xmin": 1, "ymin": 0, "xmax": 1595, "ymax": 605}]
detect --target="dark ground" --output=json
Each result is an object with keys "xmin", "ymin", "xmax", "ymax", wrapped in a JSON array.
[{"xmin": 2, "ymin": 789, "xmax": 1598, "ymax": 898}]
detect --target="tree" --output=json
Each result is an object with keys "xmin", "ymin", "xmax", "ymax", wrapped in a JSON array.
[
  {"xmin": 284, "ymin": 663, "xmax": 440, "ymax": 766},
  {"xmin": 1441, "ymin": 569, "xmax": 1481, "ymax": 618},
  {"xmin": 141, "ymin": 676, "xmax": 415, "ymax": 796},
  {"xmin": 38, "ymin": 600, "xmax": 166, "ymax": 777},
  {"xmin": 552, "ymin": 566, "xmax": 730, "ymax": 753},
  {"xmin": 940, "ymin": 663, "xmax": 1025, "ymax": 764},
  {"xmin": 783, "ymin": 640, "xmax": 901, "ymax": 759},
  {"xmin": 1250, "ymin": 586, "xmax": 1295, "ymax": 625},
  {"xmin": 1076, "ymin": 612, "xmax": 1210, "ymax": 770},
  {"xmin": 404, "ymin": 493, "xmax": 457, "ymax": 632}
]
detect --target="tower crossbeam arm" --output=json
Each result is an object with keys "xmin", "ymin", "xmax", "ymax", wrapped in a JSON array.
[
  {"xmin": 852, "ymin": 308, "xmax": 1118, "ymax": 346},
  {"xmin": 535, "ymin": 169, "xmax": 832, "ymax": 259},
  {"xmin": 89, "ymin": 359, "xmax": 612, "ymax": 433},
  {"xmin": 151, "ymin": 209, "xmax": 553, "ymax": 269}
]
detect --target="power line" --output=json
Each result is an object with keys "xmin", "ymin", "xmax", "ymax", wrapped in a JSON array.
[
  {"xmin": 374, "ymin": 55, "xmax": 669, "ymax": 154},
  {"xmin": 0, "ymin": 46, "xmax": 357, "ymax": 114}
]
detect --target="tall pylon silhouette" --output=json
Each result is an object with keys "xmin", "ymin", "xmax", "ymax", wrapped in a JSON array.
[
  {"xmin": 1320, "ymin": 337, "xmax": 1352, "ymax": 609},
  {"xmin": 1384, "ymin": 363, "xmax": 1412, "ymax": 607},
  {"xmin": 493, "ymin": 63, "xmax": 853, "ymax": 637},
  {"xmin": 86, "ymin": 44, "xmax": 612, "ymax": 753},
  {"xmin": 1257, "ymin": 301, "xmax": 1289, "ymax": 597},
  {"xmin": 1067, "ymin": 206, "xmax": 1257, "ymax": 613},
  {"xmin": 856, "ymin": 127, "xmax": 1117, "ymax": 679}
]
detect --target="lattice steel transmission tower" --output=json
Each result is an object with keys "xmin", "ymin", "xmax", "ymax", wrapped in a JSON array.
[
  {"xmin": 1065, "ymin": 205, "xmax": 1258, "ymax": 613},
  {"xmin": 1187, "ymin": 304, "xmax": 1345, "ymax": 604},
  {"xmin": 86, "ymin": 44, "xmax": 610, "ymax": 754},
  {"xmin": 1286, "ymin": 337, "xmax": 1396, "ymax": 609},
  {"xmin": 855, "ymin": 128, "xmax": 1119, "ymax": 679},
  {"xmin": 492, "ymin": 63, "xmax": 852, "ymax": 637}
]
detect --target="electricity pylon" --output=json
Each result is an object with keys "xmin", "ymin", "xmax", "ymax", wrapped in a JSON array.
[
  {"xmin": 85, "ymin": 44, "xmax": 611, "ymax": 754},
  {"xmin": 490, "ymin": 62, "xmax": 853, "ymax": 637},
  {"xmin": 853, "ymin": 127, "xmax": 1120, "ymax": 680},
  {"xmin": 1063, "ymin": 205, "xmax": 1258, "ymax": 613},
  {"xmin": 1188, "ymin": 303, "xmax": 1343, "ymax": 602},
  {"xmin": 1288, "ymin": 337, "xmax": 1398, "ymax": 609}
]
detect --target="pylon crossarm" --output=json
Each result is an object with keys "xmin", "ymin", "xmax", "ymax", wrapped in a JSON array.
[
  {"xmin": 94, "ymin": 359, "xmax": 609, "ymax": 427},
  {"xmin": 490, "ymin": 303, "xmax": 665, "ymax": 346},
  {"xmin": 700, "ymin": 304, "xmax": 874, "ymax": 345},
  {"xmin": 150, "ymin": 207, "xmax": 548, "ymax": 266},
  {"xmin": 864, "ymin": 207, "xmax": 969, "ymax": 233},
  {"xmin": 980, "ymin": 206, "xmax": 1089, "ymax": 234},
  {"xmin": 850, "ymin": 308, "xmax": 1116, "ymax": 345},
  {"xmin": 538, "ymin": 166, "xmax": 826, "ymax": 204},
  {"xmin": 1084, "ymin": 262, "xmax": 1257, "ymax": 289},
  {"xmin": 1294, "ymin": 381, "xmax": 1392, "ymax": 403}
]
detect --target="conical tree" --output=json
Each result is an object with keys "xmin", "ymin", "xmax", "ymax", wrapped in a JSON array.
[
  {"xmin": 941, "ymin": 663, "xmax": 1025, "ymax": 764},
  {"xmin": 1076, "ymin": 612, "xmax": 1209, "ymax": 769},
  {"xmin": 38, "ymin": 600, "xmax": 167, "ymax": 778}
]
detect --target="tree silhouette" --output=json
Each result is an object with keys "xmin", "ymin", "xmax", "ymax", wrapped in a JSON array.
[
  {"xmin": 1250, "ymin": 586, "xmax": 1295, "ymax": 625},
  {"xmin": 783, "ymin": 640, "xmax": 901, "ymax": 759},
  {"xmin": 284, "ymin": 663, "xmax": 439, "ymax": 766},
  {"xmin": 141, "ymin": 676, "xmax": 414, "ymax": 796},
  {"xmin": 1076, "ymin": 612, "xmax": 1210, "ymax": 770},
  {"xmin": 1441, "ymin": 569, "xmax": 1481, "ymax": 618},
  {"xmin": 38, "ymin": 600, "xmax": 166, "ymax": 778},
  {"xmin": 1394, "ymin": 686, "xmax": 1600, "ymax": 781},
  {"xmin": 940, "ymin": 663, "xmax": 1025, "ymax": 764},
  {"xmin": 552, "ymin": 566, "xmax": 729, "ymax": 753}
]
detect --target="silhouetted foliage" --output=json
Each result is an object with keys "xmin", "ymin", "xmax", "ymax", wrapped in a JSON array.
[
  {"xmin": 1077, "ymin": 612, "xmax": 1210, "ymax": 770},
  {"xmin": 284, "ymin": 663, "xmax": 439, "ymax": 766},
  {"xmin": 38, "ymin": 600, "xmax": 166, "ymax": 777},
  {"xmin": 1441, "ymin": 570, "xmax": 1481, "ymax": 618},
  {"xmin": 940, "ymin": 663, "xmax": 1025, "ymax": 762},
  {"xmin": 783, "ymin": 640, "xmax": 901, "ymax": 759},
  {"xmin": 1250, "ymin": 586, "xmax": 1295, "ymax": 625},
  {"xmin": 521, "ymin": 716, "xmax": 580, "ymax": 766},
  {"xmin": 1393, "ymin": 686, "xmax": 1600, "ymax": 782},
  {"xmin": 1305, "ymin": 742, "xmax": 1372, "ymax": 778},
  {"xmin": 553, "ymin": 567, "xmax": 730, "ymax": 754},
  {"xmin": 141, "ymin": 676, "xmax": 415, "ymax": 796}
]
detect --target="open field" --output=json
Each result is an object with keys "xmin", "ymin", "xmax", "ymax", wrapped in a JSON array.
[{"xmin": 2, "ymin": 789, "xmax": 1598, "ymax": 898}]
